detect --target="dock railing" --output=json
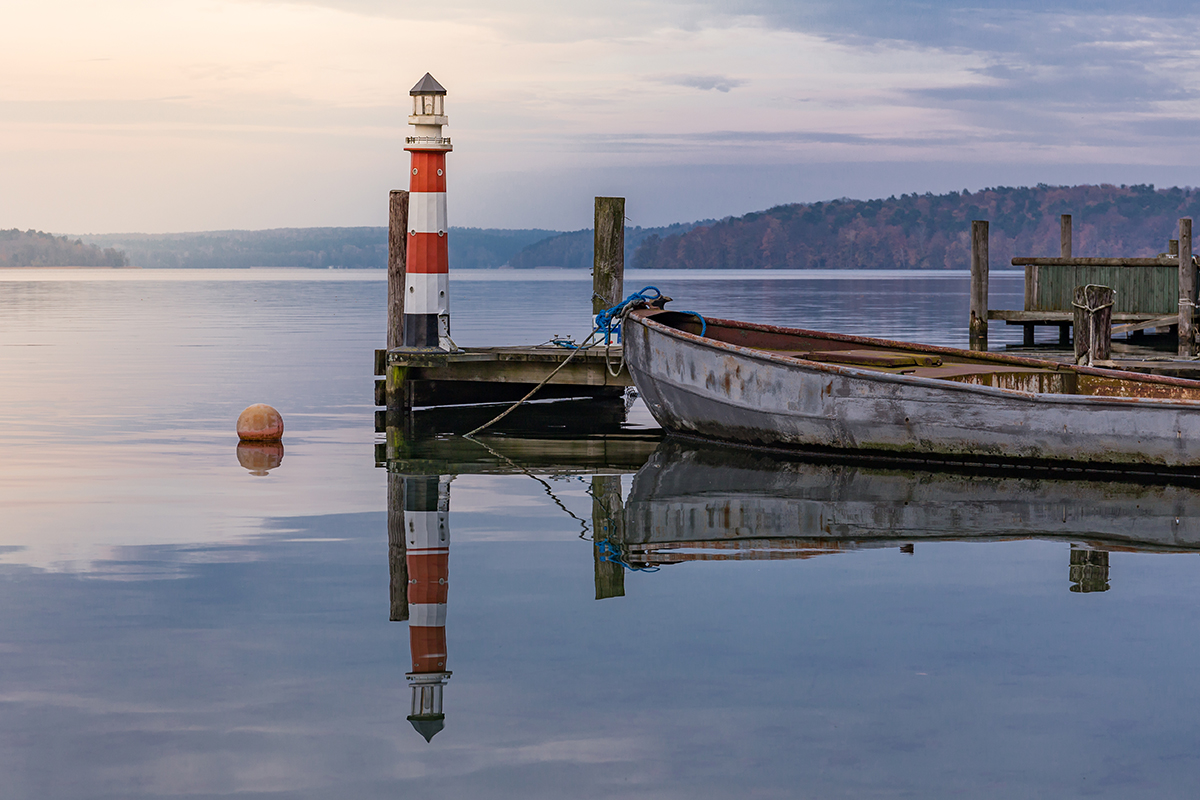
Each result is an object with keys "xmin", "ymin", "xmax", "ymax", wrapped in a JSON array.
[{"xmin": 972, "ymin": 215, "xmax": 1198, "ymax": 356}]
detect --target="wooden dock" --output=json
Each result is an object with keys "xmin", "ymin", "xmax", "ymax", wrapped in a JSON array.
[
  {"xmin": 972, "ymin": 213, "xmax": 1200, "ymax": 374},
  {"xmin": 375, "ymin": 196, "xmax": 631, "ymax": 430},
  {"xmin": 373, "ymin": 345, "xmax": 630, "ymax": 426}
]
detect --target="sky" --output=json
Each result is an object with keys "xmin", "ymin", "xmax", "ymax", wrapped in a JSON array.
[{"xmin": 5, "ymin": 0, "xmax": 1200, "ymax": 233}]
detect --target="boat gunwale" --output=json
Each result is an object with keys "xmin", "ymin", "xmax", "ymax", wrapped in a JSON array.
[{"xmin": 628, "ymin": 308, "xmax": 1200, "ymax": 409}]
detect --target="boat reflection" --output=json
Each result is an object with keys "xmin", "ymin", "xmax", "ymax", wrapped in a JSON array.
[{"xmin": 622, "ymin": 439, "xmax": 1200, "ymax": 588}]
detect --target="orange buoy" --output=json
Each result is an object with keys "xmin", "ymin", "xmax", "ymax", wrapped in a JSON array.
[{"xmin": 237, "ymin": 404, "xmax": 284, "ymax": 441}]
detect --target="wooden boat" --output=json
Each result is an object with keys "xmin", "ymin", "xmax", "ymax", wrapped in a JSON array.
[{"xmin": 622, "ymin": 306, "xmax": 1200, "ymax": 472}]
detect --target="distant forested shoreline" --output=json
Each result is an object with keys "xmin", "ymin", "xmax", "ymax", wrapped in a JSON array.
[
  {"xmin": 81, "ymin": 227, "xmax": 559, "ymax": 270},
  {"xmin": 0, "ymin": 229, "xmax": 127, "ymax": 267},
  {"xmin": 632, "ymin": 184, "xmax": 1200, "ymax": 270},
  {"xmin": 13, "ymin": 184, "xmax": 1198, "ymax": 270}
]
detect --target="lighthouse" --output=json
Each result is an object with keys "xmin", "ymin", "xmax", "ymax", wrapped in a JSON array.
[
  {"xmin": 403, "ymin": 73, "xmax": 454, "ymax": 351},
  {"xmin": 405, "ymin": 475, "xmax": 452, "ymax": 742}
]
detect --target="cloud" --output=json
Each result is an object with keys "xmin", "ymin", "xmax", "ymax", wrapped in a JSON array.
[
  {"xmin": 654, "ymin": 74, "xmax": 746, "ymax": 92},
  {"xmin": 10, "ymin": 0, "xmax": 1200, "ymax": 232}
]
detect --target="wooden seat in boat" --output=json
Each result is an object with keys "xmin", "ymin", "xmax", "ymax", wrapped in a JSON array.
[{"xmin": 776, "ymin": 349, "xmax": 944, "ymax": 368}]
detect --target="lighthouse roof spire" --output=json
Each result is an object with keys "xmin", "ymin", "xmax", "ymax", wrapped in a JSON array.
[
  {"xmin": 410, "ymin": 73, "xmax": 447, "ymax": 95},
  {"xmin": 409, "ymin": 715, "xmax": 445, "ymax": 743}
]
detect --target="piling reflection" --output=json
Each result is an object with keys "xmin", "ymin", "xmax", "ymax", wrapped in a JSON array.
[
  {"xmin": 235, "ymin": 440, "xmax": 284, "ymax": 475},
  {"xmin": 622, "ymin": 439, "xmax": 1200, "ymax": 589},
  {"xmin": 591, "ymin": 476, "xmax": 625, "ymax": 600},
  {"xmin": 1070, "ymin": 547, "xmax": 1110, "ymax": 593}
]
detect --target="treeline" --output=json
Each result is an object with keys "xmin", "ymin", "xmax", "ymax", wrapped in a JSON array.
[
  {"xmin": 507, "ymin": 220, "xmax": 714, "ymax": 269},
  {"xmin": 0, "ymin": 229, "xmax": 127, "ymax": 267},
  {"xmin": 81, "ymin": 227, "xmax": 560, "ymax": 269},
  {"xmin": 632, "ymin": 184, "xmax": 1200, "ymax": 270}
]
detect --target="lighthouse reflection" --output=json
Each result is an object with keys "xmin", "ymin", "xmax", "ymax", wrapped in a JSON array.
[{"xmin": 387, "ymin": 472, "xmax": 452, "ymax": 743}]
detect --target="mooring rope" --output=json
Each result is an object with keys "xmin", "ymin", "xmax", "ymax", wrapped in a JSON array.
[
  {"xmin": 462, "ymin": 286, "xmax": 672, "ymax": 438},
  {"xmin": 461, "ymin": 434, "xmax": 591, "ymax": 537}
]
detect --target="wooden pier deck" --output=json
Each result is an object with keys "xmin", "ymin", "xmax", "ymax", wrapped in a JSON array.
[
  {"xmin": 375, "ymin": 196, "xmax": 631, "ymax": 430},
  {"xmin": 374, "ymin": 345, "xmax": 630, "ymax": 408},
  {"xmin": 973, "ymin": 213, "xmax": 1198, "ymax": 355}
]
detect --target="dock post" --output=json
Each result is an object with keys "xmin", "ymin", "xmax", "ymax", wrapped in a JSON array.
[
  {"xmin": 593, "ymin": 197, "xmax": 625, "ymax": 315},
  {"xmin": 1073, "ymin": 284, "xmax": 1113, "ymax": 366},
  {"xmin": 1179, "ymin": 218, "xmax": 1194, "ymax": 357},
  {"xmin": 1054, "ymin": 216, "xmax": 1074, "ymax": 347},
  {"xmin": 387, "ymin": 190, "xmax": 413, "ymax": 430},
  {"xmin": 969, "ymin": 220, "xmax": 989, "ymax": 351},
  {"xmin": 388, "ymin": 472, "xmax": 409, "ymax": 621},
  {"xmin": 388, "ymin": 190, "xmax": 409, "ymax": 350},
  {"xmin": 592, "ymin": 475, "xmax": 625, "ymax": 600}
]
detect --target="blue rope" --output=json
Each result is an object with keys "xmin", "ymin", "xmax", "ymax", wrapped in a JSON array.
[
  {"xmin": 595, "ymin": 286, "xmax": 662, "ymax": 344},
  {"xmin": 672, "ymin": 310, "xmax": 707, "ymax": 337},
  {"xmin": 595, "ymin": 539, "xmax": 660, "ymax": 572}
]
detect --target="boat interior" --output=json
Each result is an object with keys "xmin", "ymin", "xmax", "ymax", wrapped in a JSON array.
[{"xmin": 643, "ymin": 309, "xmax": 1200, "ymax": 400}]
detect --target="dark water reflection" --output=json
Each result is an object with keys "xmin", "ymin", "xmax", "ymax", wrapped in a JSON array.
[
  {"xmin": 373, "ymin": 412, "xmax": 1200, "ymax": 797},
  {"xmin": 4, "ymin": 271, "xmax": 1200, "ymax": 798}
]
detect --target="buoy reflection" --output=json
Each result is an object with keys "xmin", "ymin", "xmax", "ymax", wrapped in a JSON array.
[{"xmin": 236, "ymin": 441, "xmax": 284, "ymax": 476}]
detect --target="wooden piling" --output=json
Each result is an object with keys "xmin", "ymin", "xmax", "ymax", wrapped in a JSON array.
[
  {"xmin": 1073, "ymin": 284, "xmax": 1114, "ymax": 366},
  {"xmin": 969, "ymin": 220, "xmax": 989, "ymax": 351},
  {"xmin": 593, "ymin": 197, "xmax": 625, "ymax": 314},
  {"xmin": 1061, "ymin": 218, "xmax": 1072, "ymax": 351},
  {"xmin": 388, "ymin": 190, "xmax": 409, "ymax": 349},
  {"xmin": 591, "ymin": 475, "xmax": 625, "ymax": 600},
  {"xmin": 1179, "ymin": 218, "xmax": 1194, "ymax": 357},
  {"xmin": 387, "ymin": 190, "xmax": 412, "ymax": 425},
  {"xmin": 388, "ymin": 473, "xmax": 409, "ymax": 621}
]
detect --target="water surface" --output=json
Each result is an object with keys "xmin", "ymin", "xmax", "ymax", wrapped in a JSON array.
[{"xmin": 2, "ymin": 268, "xmax": 1198, "ymax": 798}]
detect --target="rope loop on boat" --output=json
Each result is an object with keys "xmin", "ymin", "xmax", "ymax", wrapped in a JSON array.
[
  {"xmin": 595, "ymin": 539, "xmax": 660, "ymax": 572},
  {"xmin": 1071, "ymin": 284, "xmax": 1115, "ymax": 314},
  {"xmin": 595, "ymin": 285, "xmax": 662, "ymax": 345},
  {"xmin": 671, "ymin": 310, "xmax": 707, "ymax": 338}
]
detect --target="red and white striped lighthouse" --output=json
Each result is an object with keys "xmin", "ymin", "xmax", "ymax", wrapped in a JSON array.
[
  {"xmin": 403, "ymin": 73, "xmax": 453, "ymax": 350},
  {"xmin": 405, "ymin": 475, "xmax": 451, "ymax": 742}
]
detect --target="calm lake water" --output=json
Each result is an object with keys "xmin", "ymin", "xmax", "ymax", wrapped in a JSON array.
[{"xmin": 3, "ymin": 268, "xmax": 1200, "ymax": 798}]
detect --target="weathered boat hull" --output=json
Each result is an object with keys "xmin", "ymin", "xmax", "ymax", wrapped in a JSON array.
[
  {"xmin": 623, "ymin": 440, "xmax": 1200, "ymax": 563},
  {"xmin": 623, "ymin": 309, "xmax": 1200, "ymax": 471}
]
